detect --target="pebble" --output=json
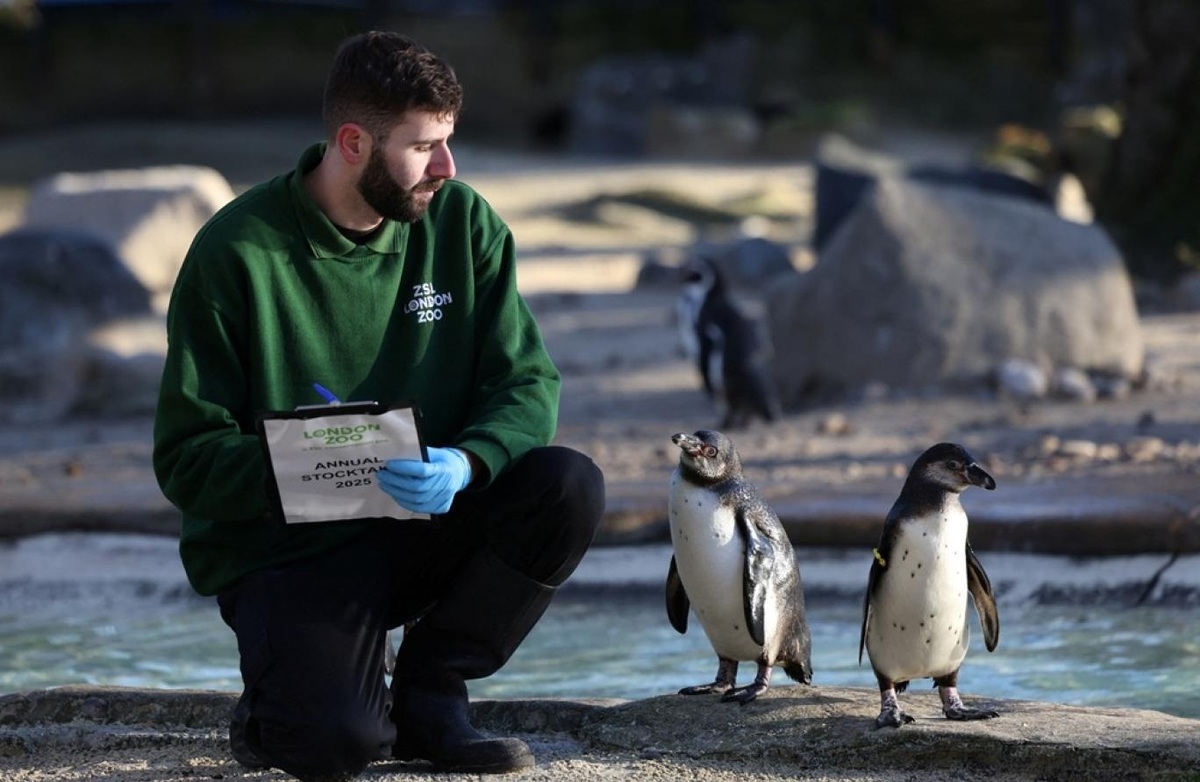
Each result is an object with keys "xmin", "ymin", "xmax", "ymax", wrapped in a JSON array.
[
  {"xmin": 1125, "ymin": 436, "xmax": 1166, "ymax": 462},
  {"xmin": 1057, "ymin": 439, "xmax": 1099, "ymax": 459},
  {"xmin": 1053, "ymin": 367, "xmax": 1097, "ymax": 402},
  {"xmin": 998, "ymin": 358, "xmax": 1048, "ymax": 400},
  {"xmin": 1038, "ymin": 434, "xmax": 1061, "ymax": 455},
  {"xmin": 816, "ymin": 412, "xmax": 853, "ymax": 436}
]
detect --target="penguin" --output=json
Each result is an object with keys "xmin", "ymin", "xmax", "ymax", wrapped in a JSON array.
[
  {"xmin": 859, "ymin": 442, "xmax": 1001, "ymax": 729},
  {"xmin": 677, "ymin": 256, "xmax": 783, "ymax": 430},
  {"xmin": 666, "ymin": 429, "xmax": 812, "ymax": 703}
]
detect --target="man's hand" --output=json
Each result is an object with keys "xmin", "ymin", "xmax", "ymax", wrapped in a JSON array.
[{"xmin": 377, "ymin": 447, "xmax": 473, "ymax": 515}]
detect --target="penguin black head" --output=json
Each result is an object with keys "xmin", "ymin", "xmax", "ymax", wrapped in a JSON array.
[
  {"xmin": 671, "ymin": 429, "xmax": 742, "ymax": 484},
  {"xmin": 907, "ymin": 442, "xmax": 996, "ymax": 494}
]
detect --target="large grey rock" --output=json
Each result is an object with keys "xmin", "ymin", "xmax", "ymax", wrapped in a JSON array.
[
  {"xmin": 22, "ymin": 165, "xmax": 234, "ymax": 310},
  {"xmin": 768, "ymin": 176, "xmax": 1144, "ymax": 403},
  {"xmin": 0, "ymin": 229, "xmax": 156, "ymax": 423},
  {"xmin": 813, "ymin": 134, "xmax": 1052, "ymax": 253},
  {"xmin": 812, "ymin": 135, "xmax": 902, "ymax": 252}
]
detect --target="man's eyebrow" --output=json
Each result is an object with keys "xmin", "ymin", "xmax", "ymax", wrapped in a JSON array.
[{"xmin": 409, "ymin": 133, "xmax": 454, "ymax": 146}]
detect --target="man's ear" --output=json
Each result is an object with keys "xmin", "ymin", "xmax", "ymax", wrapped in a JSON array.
[{"xmin": 334, "ymin": 123, "xmax": 371, "ymax": 165}]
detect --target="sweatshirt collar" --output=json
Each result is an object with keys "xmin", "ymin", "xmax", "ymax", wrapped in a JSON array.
[{"xmin": 289, "ymin": 142, "xmax": 409, "ymax": 259}]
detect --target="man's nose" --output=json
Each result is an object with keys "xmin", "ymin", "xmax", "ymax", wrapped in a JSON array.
[{"xmin": 431, "ymin": 143, "xmax": 456, "ymax": 179}]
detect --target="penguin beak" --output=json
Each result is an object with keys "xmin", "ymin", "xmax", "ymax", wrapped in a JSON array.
[
  {"xmin": 967, "ymin": 462, "xmax": 996, "ymax": 490},
  {"xmin": 671, "ymin": 432, "xmax": 703, "ymax": 456}
]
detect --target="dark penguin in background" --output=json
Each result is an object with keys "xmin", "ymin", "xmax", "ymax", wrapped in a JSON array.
[
  {"xmin": 677, "ymin": 256, "xmax": 783, "ymax": 430},
  {"xmin": 859, "ymin": 442, "xmax": 1001, "ymax": 728},
  {"xmin": 666, "ymin": 430, "xmax": 812, "ymax": 703}
]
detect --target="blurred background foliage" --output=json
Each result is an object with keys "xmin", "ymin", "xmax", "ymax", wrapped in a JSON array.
[{"xmin": 0, "ymin": 0, "xmax": 1195, "ymax": 281}]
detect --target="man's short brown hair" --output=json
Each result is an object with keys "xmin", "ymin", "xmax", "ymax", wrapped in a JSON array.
[{"xmin": 322, "ymin": 31, "xmax": 463, "ymax": 141}]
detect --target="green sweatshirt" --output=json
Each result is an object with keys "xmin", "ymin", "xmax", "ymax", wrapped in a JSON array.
[{"xmin": 153, "ymin": 144, "xmax": 560, "ymax": 596}]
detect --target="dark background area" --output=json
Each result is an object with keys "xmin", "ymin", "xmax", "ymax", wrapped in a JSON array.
[
  {"xmin": 0, "ymin": 0, "xmax": 1085, "ymax": 138},
  {"xmin": 0, "ymin": 0, "xmax": 1196, "ymax": 281}
]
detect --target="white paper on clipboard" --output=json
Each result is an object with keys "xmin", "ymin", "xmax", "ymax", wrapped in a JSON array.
[{"xmin": 259, "ymin": 404, "xmax": 425, "ymax": 524}]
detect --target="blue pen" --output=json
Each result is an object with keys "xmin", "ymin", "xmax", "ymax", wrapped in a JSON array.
[{"xmin": 312, "ymin": 382, "xmax": 342, "ymax": 406}]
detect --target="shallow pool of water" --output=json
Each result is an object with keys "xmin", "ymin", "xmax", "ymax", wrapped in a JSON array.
[{"xmin": 2, "ymin": 589, "xmax": 1196, "ymax": 719}]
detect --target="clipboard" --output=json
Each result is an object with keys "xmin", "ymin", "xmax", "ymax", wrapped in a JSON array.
[{"xmin": 256, "ymin": 401, "xmax": 427, "ymax": 524}]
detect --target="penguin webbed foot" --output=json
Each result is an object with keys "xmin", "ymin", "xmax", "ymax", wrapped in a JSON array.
[
  {"xmin": 680, "ymin": 658, "xmax": 738, "ymax": 697},
  {"xmin": 939, "ymin": 685, "xmax": 999, "ymax": 721},
  {"xmin": 720, "ymin": 682, "xmax": 767, "ymax": 705},
  {"xmin": 874, "ymin": 684, "xmax": 912, "ymax": 729},
  {"xmin": 943, "ymin": 703, "xmax": 1000, "ymax": 721},
  {"xmin": 678, "ymin": 682, "xmax": 732, "ymax": 696},
  {"xmin": 874, "ymin": 707, "xmax": 915, "ymax": 729}
]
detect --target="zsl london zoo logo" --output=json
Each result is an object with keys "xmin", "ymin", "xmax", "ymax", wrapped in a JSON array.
[{"xmin": 406, "ymin": 282, "xmax": 454, "ymax": 324}]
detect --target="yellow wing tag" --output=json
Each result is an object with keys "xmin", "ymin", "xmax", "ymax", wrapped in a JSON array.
[{"xmin": 872, "ymin": 548, "xmax": 888, "ymax": 568}]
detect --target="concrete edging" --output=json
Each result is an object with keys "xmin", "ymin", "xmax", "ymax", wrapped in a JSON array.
[{"xmin": 1, "ymin": 686, "xmax": 1198, "ymax": 780}]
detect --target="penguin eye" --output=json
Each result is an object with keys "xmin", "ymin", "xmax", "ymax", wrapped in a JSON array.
[
  {"xmin": 702, "ymin": 445, "xmax": 718, "ymax": 458},
  {"xmin": 947, "ymin": 460, "xmax": 962, "ymax": 471}
]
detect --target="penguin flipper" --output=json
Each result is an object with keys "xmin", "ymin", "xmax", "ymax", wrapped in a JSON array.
[
  {"xmin": 860, "ymin": 522, "xmax": 898, "ymax": 664},
  {"xmin": 859, "ymin": 560, "xmax": 882, "ymax": 664},
  {"xmin": 966, "ymin": 542, "xmax": 1000, "ymax": 652},
  {"xmin": 736, "ymin": 506, "xmax": 774, "ymax": 648},
  {"xmin": 665, "ymin": 555, "xmax": 690, "ymax": 634}
]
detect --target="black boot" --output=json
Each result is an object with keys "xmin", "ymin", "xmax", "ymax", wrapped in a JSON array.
[{"xmin": 390, "ymin": 547, "xmax": 553, "ymax": 774}]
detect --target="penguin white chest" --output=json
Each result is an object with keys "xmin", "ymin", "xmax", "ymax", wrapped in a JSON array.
[
  {"xmin": 668, "ymin": 474, "xmax": 764, "ymax": 661},
  {"xmin": 866, "ymin": 508, "xmax": 972, "ymax": 682}
]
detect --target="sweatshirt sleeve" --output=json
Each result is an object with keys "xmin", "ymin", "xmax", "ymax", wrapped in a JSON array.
[
  {"xmin": 152, "ymin": 257, "xmax": 271, "ymax": 522},
  {"xmin": 454, "ymin": 224, "xmax": 560, "ymax": 486}
]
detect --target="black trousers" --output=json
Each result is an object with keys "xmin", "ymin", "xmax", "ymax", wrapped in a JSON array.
[{"xmin": 217, "ymin": 446, "xmax": 604, "ymax": 777}]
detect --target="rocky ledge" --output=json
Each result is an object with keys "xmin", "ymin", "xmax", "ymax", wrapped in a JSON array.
[{"xmin": 1, "ymin": 685, "xmax": 1196, "ymax": 781}]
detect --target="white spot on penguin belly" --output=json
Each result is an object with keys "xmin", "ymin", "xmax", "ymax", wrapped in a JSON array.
[
  {"xmin": 669, "ymin": 475, "xmax": 766, "ymax": 661},
  {"xmin": 866, "ymin": 511, "xmax": 971, "ymax": 682}
]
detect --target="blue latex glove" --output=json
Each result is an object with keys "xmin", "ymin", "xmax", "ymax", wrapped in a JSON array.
[{"xmin": 377, "ymin": 447, "xmax": 473, "ymax": 515}]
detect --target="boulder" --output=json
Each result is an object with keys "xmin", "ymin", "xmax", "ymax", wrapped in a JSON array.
[
  {"xmin": 812, "ymin": 134, "xmax": 901, "ymax": 252},
  {"xmin": 813, "ymin": 134, "xmax": 1053, "ymax": 253},
  {"xmin": 0, "ymin": 229, "xmax": 156, "ymax": 423},
  {"xmin": 767, "ymin": 176, "xmax": 1144, "ymax": 404},
  {"xmin": 22, "ymin": 165, "xmax": 235, "ymax": 311}
]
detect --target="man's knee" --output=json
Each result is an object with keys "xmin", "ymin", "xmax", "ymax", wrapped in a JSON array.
[
  {"xmin": 522, "ymin": 446, "xmax": 604, "ymax": 543},
  {"xmin": 485, "ymin": 446, "xmax": 605, "ymax": 585},
  {"xmin": 521, "ymin": 445, "xmax": 605, "ymax": 524}
]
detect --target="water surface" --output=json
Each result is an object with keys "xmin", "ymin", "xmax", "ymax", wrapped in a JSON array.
[{"xmin": 2, "ymin": 588, "xmax": 1196, "ymax": 719}]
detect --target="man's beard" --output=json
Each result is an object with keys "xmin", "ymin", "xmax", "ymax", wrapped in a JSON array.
[{"xmin": 357, "ymin": 145, "xmax": 440, "ymax": 223}]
